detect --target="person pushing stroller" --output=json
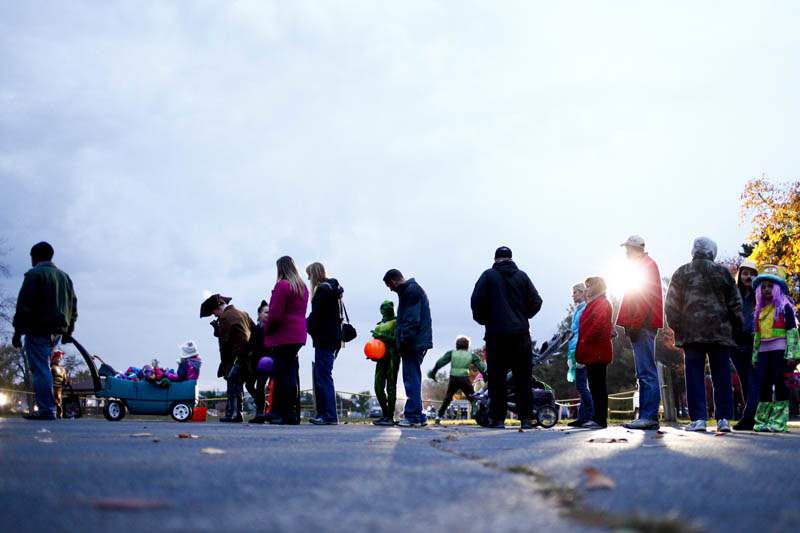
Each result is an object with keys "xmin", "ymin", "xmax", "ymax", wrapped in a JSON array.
[{"xmin": 428, "ymin": 336, "xmax": 487, "ymax": 424}]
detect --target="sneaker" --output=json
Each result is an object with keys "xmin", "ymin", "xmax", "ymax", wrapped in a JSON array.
[
  {"xmin": 567, "ymin": 419, "xmax": 587, "ymax": 427},
  {"xmin": 373, "ymin": 417, "xmax": 394, "ymax": 426},
  {"xmin": 684, "ymin": 420, "xmax": 707, "ymax": 432},
  {"xmin": 434, "ymin": 416, "xmax": 442, "ymax": 425},
  {"xmin": 309, "ymin": 417, "xmax": 337, "ymax": 425},
  {"xmin": 397, "ymin": 418, "xmax": 417, "ymax": 427},
  {"xmin": 581, "ymin": 420, "xmax": 603, "ymax": 429},
  {"xmin": 716, "ymin": 419, "xmax": 731, "ymax": 433},
  {"xmin": 623, "ymin": 418, "xmax": 660, "ymax": 430},
  {"xmin": 733, "ymin": 418, "xmax": 755, "ymax": 431}
]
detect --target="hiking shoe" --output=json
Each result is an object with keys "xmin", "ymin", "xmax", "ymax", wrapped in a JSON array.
[
  {"xmin": 567, "ymin": 419, "xmax": 587, "ymax": 427},
  {"xmin": 623, "ymin": 418, "xmax": 660, "ymax": 430},
  {"xmin": 733, "ymin": 418, "xmax": 755, "ymax": 431},
  {"xmin": 581, "ymin": 420, "xmax": 603, "ymax": 429},
  {"xmin": 716, "ymin": 419, "xmax": 731, "ymax": 433},
  {"xmin": 684, "ymin": 420, "xmax": 707, "ymax": 432}
]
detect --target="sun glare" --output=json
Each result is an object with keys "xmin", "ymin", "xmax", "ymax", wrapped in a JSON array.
[{"xmin": 606, "ymin": 258, "xmax": 645, "ymax": 298}]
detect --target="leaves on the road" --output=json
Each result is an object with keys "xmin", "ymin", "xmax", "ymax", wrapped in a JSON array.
[
  {"xmin": 90, "ymin": 497, "xmax": 170, "ymax": 511},
  {"xmin": 588, "ymin": 437, "xmax": 628, "ymax": 444},
  {"xmin": 34, "ymin": 436, "xmax": 54, "ymax": 444},
  {"xmin": 130, "ymin": 433, "xmax": 152, "ymax": 438},
  {"xmin": 714, "ymin": 432, "xmax": 727, "ymax": 437},
  {"xmin": 200, "ymin": 447, "xmax": 226, "ymax": 455},
  {"xmin": 583, "ymin": 467, "xmax": 616, "ymax": 490},
  {"xmin": 176, "ymin": 434, "xmax": 199, "ymax": 439}
]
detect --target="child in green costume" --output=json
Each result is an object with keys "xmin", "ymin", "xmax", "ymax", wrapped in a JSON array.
[
  {"xmin": 427, "ymin": 336, "xmax": 487, "ymax": 424},
  {"xmin": 751, "ymin": 265, "xmax": 799, "ymax": 433},
  {"xmin": 371, "ymin": 300, "xmax": 400, "ymax": 426}
]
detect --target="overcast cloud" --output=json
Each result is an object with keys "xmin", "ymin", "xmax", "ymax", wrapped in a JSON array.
[{"xmin": 2, "ymin": 1, "xmax": 799, "ymax": 392}]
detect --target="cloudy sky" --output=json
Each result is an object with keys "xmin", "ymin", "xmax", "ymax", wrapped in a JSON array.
[{"xmin": 2, "ymin": 2, "xmax": 799, "ymax": 393}]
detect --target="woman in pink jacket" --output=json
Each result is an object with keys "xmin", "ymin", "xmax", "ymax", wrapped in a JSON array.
[{"xmin": 263, "ymin": 256, "xmax": 309, "ymax": 425}]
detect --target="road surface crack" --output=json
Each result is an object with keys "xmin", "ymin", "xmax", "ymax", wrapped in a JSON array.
[{"xmin": 429, "ymin": 437, "xmax": 702, "ymax": 533}]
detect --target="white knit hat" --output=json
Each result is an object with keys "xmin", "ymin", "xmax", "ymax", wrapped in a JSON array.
[{"xmin": 180, "ymin": 340, "xmax": 200, "ymax": 358}]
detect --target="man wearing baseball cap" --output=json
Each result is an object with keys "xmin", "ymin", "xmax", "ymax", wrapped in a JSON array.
[{"xmin": 616, "ymin": 235, "xmax": 664, "ymax": 430}]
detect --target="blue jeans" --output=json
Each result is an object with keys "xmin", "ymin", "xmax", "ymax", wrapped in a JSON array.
[
  {"xmin": 401, "ymin": 349, "xmax": 427, "ymax": 423},
  {"xmin": 684, "ymin": 343, "xmax": 733, "ymax": 421},
  {"xmin": 313, "ymin": 348, "xmax": 338, "ymax": 422},
  {"xmin": 631, "ymin": 328, "xmax": 660, "ymax": 420},
  {"xmin": 24, "ymin": 335, "xmax": 57, "ymax": 418},
  {"xmin": 575, "ymin": 366, "xmax": 594, "ymax": 421}
]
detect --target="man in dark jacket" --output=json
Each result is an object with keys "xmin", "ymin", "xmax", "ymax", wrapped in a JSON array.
[
  {"xmin": 665, "ymin": 237, "xmax": 743, "ymax": 433},
  {"xmin": 384, "ymin": 269, "xmax": 433, "ymax": 427},
  {"xmin": 470, "ymin": 246, "xmax": 542, "ymax": 429},
  {"xmin": 201, "ymin": 293, "xmax": 254, "ymax": 423},
  {"xmin": 12, "ymin": 242, "xmax": 77, "ymax": 421}
]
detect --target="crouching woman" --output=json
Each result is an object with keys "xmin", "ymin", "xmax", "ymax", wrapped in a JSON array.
[{"xmin": 575, "ymin": 276, "xmax": 613, "ymax": 429}]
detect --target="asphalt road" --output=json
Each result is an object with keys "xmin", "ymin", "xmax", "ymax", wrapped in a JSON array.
[{"xmin": 1, "ymin": 417, "xmax": 798, "ymax": 533}]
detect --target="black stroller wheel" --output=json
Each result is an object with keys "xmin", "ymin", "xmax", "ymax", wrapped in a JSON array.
[{"xmin": 537, "ymin": 405, "xmax": 559, "ymax": 429}]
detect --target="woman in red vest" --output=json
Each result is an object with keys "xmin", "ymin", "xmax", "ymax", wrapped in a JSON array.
[{"xmin": 576, "ymin": 276, "xmax": 614, "ymax": 429}]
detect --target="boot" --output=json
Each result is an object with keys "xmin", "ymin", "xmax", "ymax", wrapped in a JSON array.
[
  {"xmin": 733, "ymin": 417, "xmax": 755, "ymax": 431},
  {"xmin": 753, "ymin": 402, "xmax": 773, "ymax": 432},
  {"xmin": 768, "ymin": 401, "xmax": 789, "ymax": 433}
]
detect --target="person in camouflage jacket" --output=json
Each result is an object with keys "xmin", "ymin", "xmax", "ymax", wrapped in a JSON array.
[{"xmin": 665, "ymin": 237, "xmax": 744, "ymax": 432}]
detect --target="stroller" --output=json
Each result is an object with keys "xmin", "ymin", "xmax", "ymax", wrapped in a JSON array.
[{"xmin": 472, "ymin": 330, "xmax": 572, "ymax": 428}]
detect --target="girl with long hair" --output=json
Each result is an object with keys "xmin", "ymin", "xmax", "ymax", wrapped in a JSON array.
[
  {"xmin": 263, "ymin": 256, "xmax": 309, "ymax": 424},
  {"xmin": 751, "ymin": 265, "xmax": 799, "ymax": 433},
  {"xmin": 305, "ymin": 262, "xmax": 344, "ymax": 425}
]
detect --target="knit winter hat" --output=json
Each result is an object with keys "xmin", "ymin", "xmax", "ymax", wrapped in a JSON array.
[{"xmin": 180, "ymin": 340, "xmax": 200, "ymax": 358}]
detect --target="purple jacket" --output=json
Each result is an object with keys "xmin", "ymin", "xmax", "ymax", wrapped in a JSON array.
[{"xmin": 263, "ymin": 280, "xmax": 309, "ymax": 348}]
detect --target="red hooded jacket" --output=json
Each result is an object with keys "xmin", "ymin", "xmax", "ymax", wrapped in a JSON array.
[
  {"xmin": 616, "ymin": 253, "xmax": 664, "ymax": 330},
  {"xmin": 576, "ymin": 295, "xmax": 613, "ymax": 365}
]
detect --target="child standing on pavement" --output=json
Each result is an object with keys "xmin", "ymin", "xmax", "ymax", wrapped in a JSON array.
[
  {"xmin": 752, "ymin": 265, "xmax": 799, "ymax": 433},
  {"xmin": 371, "ymin": 300, "xmax": 399, "ymax": 426},
  {"xmin": 50, "ymin": 349, "xmax": 68, "ymax": 419}
]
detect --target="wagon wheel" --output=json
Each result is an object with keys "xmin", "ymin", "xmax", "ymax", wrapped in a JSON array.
[
  {"xmin": 171, "ymin": 402, "xmax": 193, "ymax": 422},
  {"xmin": 103, "ymin": 399, "xmax": 127, "ymax": 421}
]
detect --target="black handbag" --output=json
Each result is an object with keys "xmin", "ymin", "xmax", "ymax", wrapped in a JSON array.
[{"xmin": 341, "ymin": 302, "xmax": 357, "ymax": 343}]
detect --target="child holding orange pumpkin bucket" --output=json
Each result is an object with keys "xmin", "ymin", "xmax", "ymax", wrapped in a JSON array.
[{"xmin": 369, "ymin": 300, "xmax": 399, "ymax": 426}]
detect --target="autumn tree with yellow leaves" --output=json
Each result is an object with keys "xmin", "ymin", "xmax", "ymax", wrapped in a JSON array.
[{"xmin": 740, "ymin": 177, "xmax": 800, "ymax": 298}]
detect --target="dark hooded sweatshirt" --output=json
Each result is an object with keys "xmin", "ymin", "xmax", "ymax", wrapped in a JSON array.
[
  {"xmin": 306, "ymin": 278, "xmax": 344, "ymax": 350},
  {"xmin": 470, "ymin": 260, "xmax": 543, "ymax": 340}
]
